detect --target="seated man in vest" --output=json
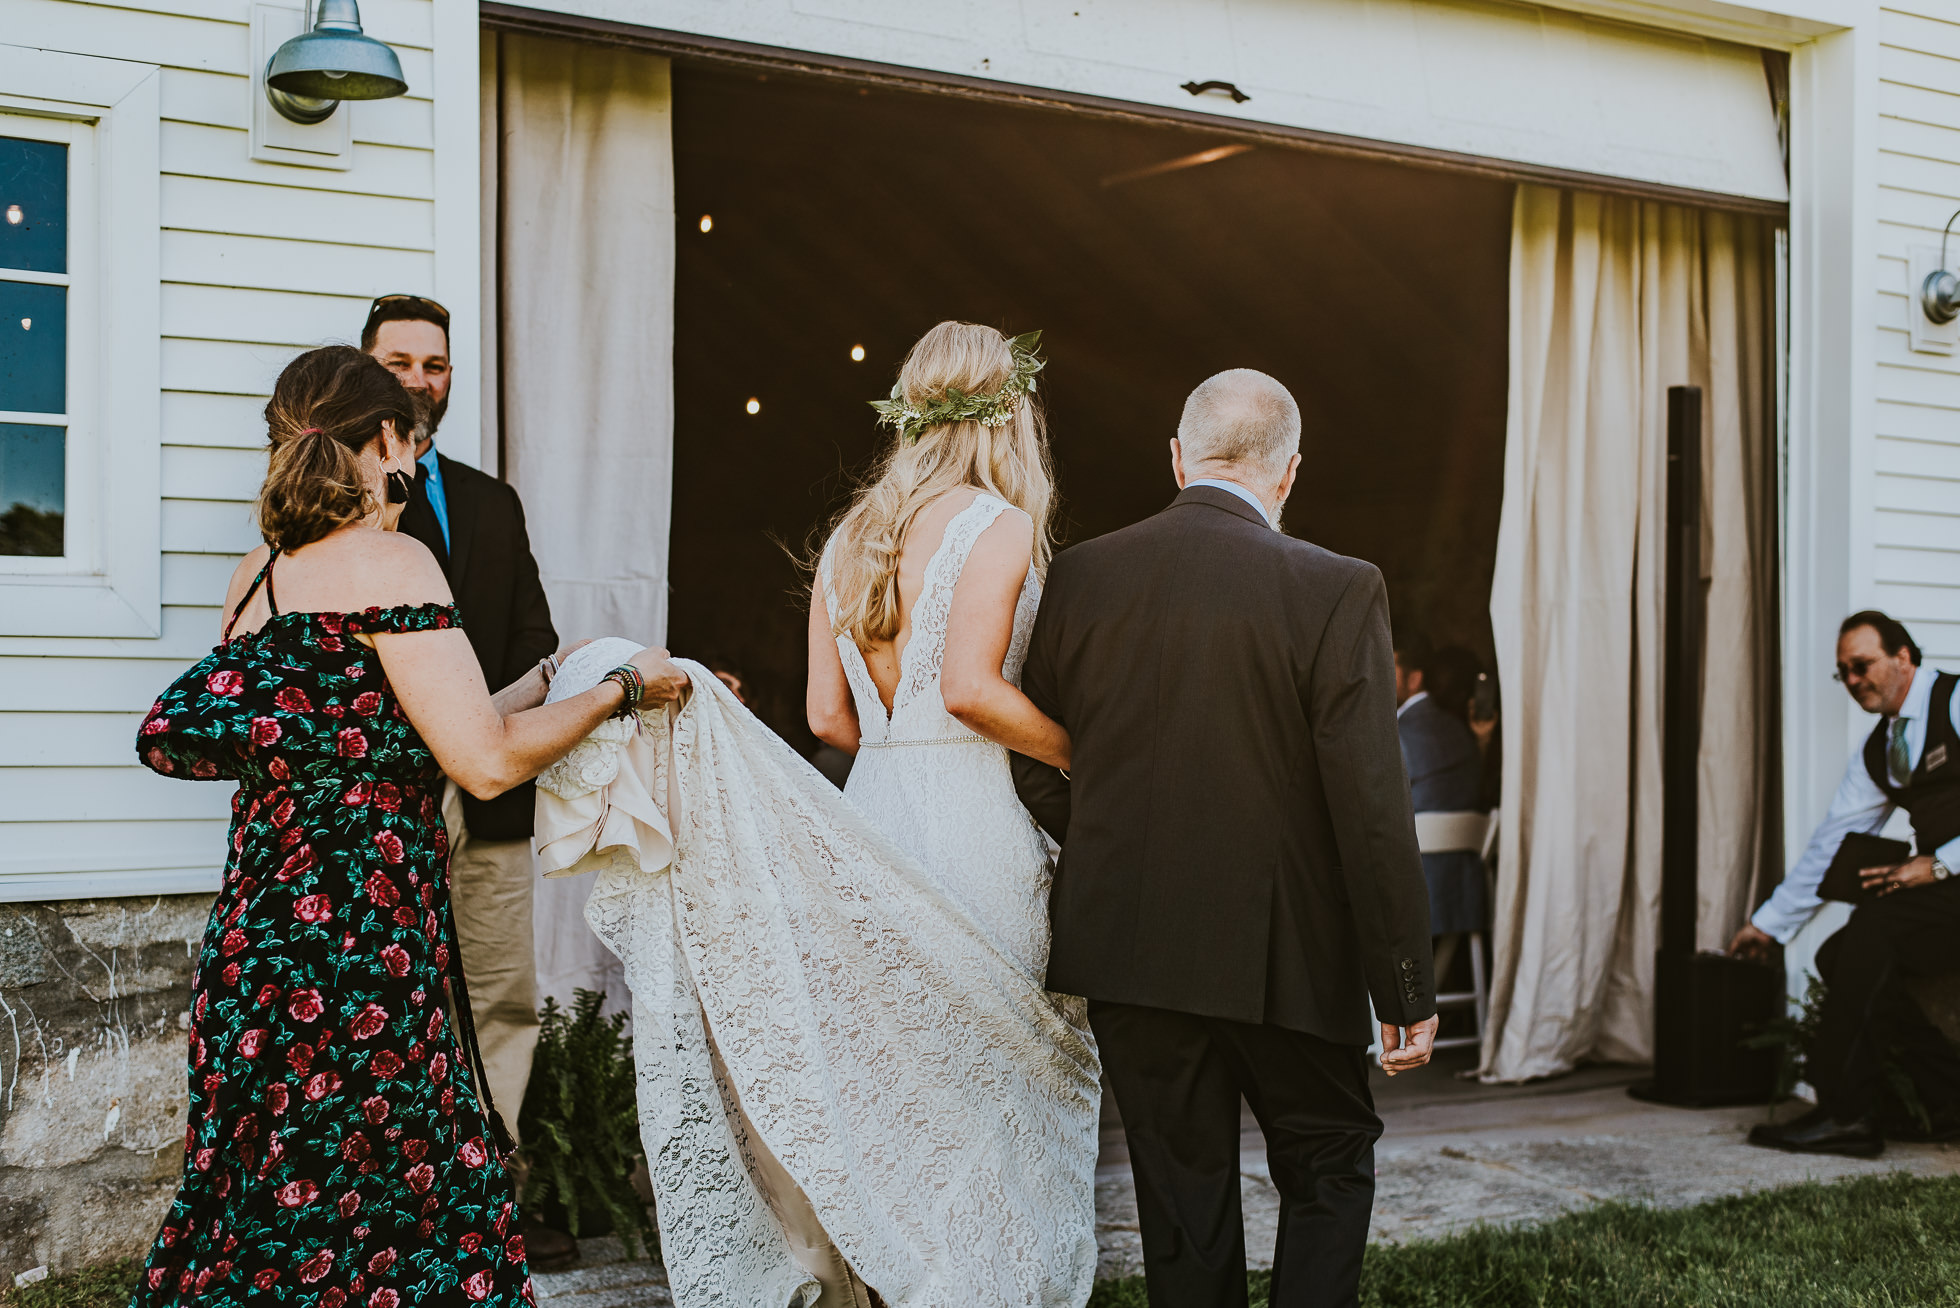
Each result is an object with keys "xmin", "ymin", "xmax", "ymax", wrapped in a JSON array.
[{"xmin": 1732, "ymin": 611, "xmax": 1960, "ymax": 1156}]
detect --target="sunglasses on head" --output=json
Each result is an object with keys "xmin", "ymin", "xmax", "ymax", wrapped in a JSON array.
[{"xmin": 364, "ymin": 293, "xmax": 450, "ymax": 337}]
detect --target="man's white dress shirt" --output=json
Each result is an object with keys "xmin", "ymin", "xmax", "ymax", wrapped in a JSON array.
[
  {"xmin": 1753, "ymin": 665, "xmax": 1960, "ymax": 943},
  {"xmin": 1187, "ymin": 478, "xmax": 1274, "ymax": 529}
]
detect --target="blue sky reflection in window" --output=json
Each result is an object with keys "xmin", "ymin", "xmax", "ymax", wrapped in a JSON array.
[{"xmin": 0, "ymin": 136, "xmax": 67, "ymax": 275}]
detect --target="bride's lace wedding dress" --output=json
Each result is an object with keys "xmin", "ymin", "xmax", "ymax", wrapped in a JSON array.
[{"xmin": 532, "ymin": 494, "xmax": 1100, "ymax": 1308}]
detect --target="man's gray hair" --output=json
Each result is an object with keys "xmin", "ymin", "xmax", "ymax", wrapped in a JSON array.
[{"xmin": 1176, "ymin": 369, "xmax": 1301, "ymax": 481}]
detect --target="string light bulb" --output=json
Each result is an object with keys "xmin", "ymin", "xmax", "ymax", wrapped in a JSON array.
[
  {"xmin": 18, "ymin": 319, "xmax": 29, "ymax": 331},
  {"xmin": 745, "ymin": 397, "xmax": 760, "ymax": 415},
  {"xmin": 850, "ymin": 344, "xmax": 866, "ymax": 362},
  {"xmin": 4, "ymin": 205, "xmax": 20, "ymax": 225},
  {"xmin": 699, "ymin": 215, "xmax": 713, "ymax": 233}
]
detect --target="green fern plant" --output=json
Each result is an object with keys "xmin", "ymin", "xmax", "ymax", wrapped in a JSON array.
[{"xmin": 517, "ymin": 990, "xmax": 658, "ymax": 1258}]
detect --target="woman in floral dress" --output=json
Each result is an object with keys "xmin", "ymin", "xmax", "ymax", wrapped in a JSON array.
[{"xmin": 131, "ymin": 346, "xmax": 685, "ymax": 1307}]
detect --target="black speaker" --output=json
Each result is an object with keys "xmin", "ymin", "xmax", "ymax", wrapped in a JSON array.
[
  {"xmin": 1634, "ymin": 950, "xmax": 1782, "ymax": 1106},
  {"xmin": 1631, "ymin": 385, "xmax": 1780, "ymax": 1108}
]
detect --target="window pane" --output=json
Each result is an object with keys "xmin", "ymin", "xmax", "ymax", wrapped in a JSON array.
[
  {"xmin": 0, "ymin": 281, "xmax": 65, "ymax": 413},
  {"xmin": 0, "ymin": 137, "xmax": 67, "ymax": 275},
  {"xmin": 0, "ymin": 422, "xmax": 64, "ymax": 556}
]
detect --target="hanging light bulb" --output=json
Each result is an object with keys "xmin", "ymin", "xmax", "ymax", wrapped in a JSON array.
[
  {"xmin": 4, "ymin": 205, "xmax": 21, "ymax": 225},
  {"xmin": 699, "ymin": 215, "xmax": 714, "ymax": 234},
  {"xmin": 850, "ymin": 344, "xmax": 866, "ymax": 362},
  {"xmin": 745, "ymin": 397, "xmax": 760, "ymax": 415},
  {"xmin": 19, "ymin": 319, "xmax": 30, "ymax": 331}
]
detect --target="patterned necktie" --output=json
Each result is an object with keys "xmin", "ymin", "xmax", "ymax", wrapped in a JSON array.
[{"xmin": 1888, "ymin": 716, "xmax": 1913, "ymax": 788}]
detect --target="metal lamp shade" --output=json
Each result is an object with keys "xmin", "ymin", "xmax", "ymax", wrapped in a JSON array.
[{"xmin": 267, "ymin": 28, "xmax": 407, "ymax": 101}]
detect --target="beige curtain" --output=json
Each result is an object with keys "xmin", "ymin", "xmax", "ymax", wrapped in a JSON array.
[
  {"xmin": 489, "ymin": 33, "xmax": 676, "ymax": 1009},
  {"xmin": 1483, "ymin": 186, "xmax": 1776, "ymax": 1082}
]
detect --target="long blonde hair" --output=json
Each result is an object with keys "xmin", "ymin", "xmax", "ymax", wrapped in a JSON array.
[{"xmin": 823, "ymin": 321, "xmax": 1055, "ymax": 650}]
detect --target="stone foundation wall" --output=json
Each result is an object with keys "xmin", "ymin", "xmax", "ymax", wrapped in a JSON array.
[{"xmin": 0, "ymin": 896, "xmax": 214, "ymax": 1281}]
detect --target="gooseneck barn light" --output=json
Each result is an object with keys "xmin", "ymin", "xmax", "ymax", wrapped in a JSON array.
[
  {"xmin": 1920, "ymin": 208, "xmax": 1960, "ymax": 326},
  {"xmin": 265, "ymin": 0, "xmax": 408, "ymax": 125}
]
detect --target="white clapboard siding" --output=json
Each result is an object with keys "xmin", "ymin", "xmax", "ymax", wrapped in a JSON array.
[
  {"xmin": 4, "ymin": 711, "xmax": 149, "ymax": 768},
  {"xmin": 0, "ymin": 767, "xmax": 237, "ymax": 824},
  {"xmin": 1872, "ymin": 8, "xmax": 1960, "ymax": 665},
  {"xmin": 3, "ymin": 819, "xmax": 230, "ymax": 868},
  {"xmin": 163, "ymin": 391, "xmax": 285, "ymax": 450},
  {"xmin": 161, "ymin": 69, "xmax": 435, "ymax": 151},
  {"xmin": 163, "ymin": 176, "xmax": 437, "ymax": 251},
  {"xmin": 163, "ymin": 284, "xmax": 375, "ymax": 348},
  {"xmin": 161, "ymin": 445, "xmax": 268, "ymax": 503},
  {"xmin": 163, "ymin": 122, "xmax": 435, "ymax": 199},
  {"xmin": 3, "ymin": 0, "xmax": 438, "ymax": 902}
]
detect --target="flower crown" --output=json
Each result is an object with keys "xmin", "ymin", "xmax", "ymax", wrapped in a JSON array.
[{"xmin": 869, "ymin": 331, "xmax": 1045, "ymax": 445}]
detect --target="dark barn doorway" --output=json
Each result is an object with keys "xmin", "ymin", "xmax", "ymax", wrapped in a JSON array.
[{"xmin": 668, "ymin": 63, "xmax": 1513, "ymax": 751}]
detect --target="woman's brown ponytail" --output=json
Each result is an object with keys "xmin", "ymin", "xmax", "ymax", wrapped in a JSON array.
[{"xmin": 256, "ymin": 345, "xmax": 417, "ymax": 550}]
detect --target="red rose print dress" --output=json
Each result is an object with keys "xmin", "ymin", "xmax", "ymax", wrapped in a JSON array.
[{"xmin": 131, "ymin": 551, "xmax": 533, "ymax": 1308}]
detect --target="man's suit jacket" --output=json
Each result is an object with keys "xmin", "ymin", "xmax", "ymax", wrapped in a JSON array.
[
  {"xmin": 1012, "ymin": 484, "xmax": 1434, "ymax": 1043},
  {"xmin": 1398, "ymin": 695, "xmax": 1487, "ymax": 935},
  {"xmin": 398, "ymin": 452, "xmax": 557, "ymax": 841}
]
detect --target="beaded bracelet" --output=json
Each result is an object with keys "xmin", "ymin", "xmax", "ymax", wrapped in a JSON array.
[{"xmin": 601, "ymin": 665, "xmax": 644, "ymax": 719}]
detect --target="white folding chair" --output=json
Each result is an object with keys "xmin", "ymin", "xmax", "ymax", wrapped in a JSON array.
[{"xmin": 1414, "ymin": 810, "xmax": 1494, "ymax": 1053}]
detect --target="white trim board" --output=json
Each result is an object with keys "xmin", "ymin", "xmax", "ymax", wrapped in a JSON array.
[{"xmin": 501, "ymin": 0, "xmax": 1791, "ymax": 205}]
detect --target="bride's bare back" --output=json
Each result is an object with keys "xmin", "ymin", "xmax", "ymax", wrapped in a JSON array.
[
  {"xmin": 855, "ymin": 487, "xmax": 988, "ymax": 713},
  {"xmin": 807, "ymin": 487, "xmax": 1070, "ymax": 769}
]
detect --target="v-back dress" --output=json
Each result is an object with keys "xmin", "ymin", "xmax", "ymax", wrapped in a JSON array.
[{"xmin": 130, "ymin": 550, "xmax": 533, "ymax": 1308}]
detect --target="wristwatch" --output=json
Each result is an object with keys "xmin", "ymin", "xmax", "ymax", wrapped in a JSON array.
[{"xmin": 1934, "ymin": 857, "xmax": 1953, "ymax": 882}]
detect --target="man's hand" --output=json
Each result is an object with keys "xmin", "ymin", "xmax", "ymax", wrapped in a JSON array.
[
  {"xmin": 1728, "ymin": 921, "xmax": 1775, "ymax": 962},
  {"xmin": 1863, "ymin": 855, "xmax": 1936, "ymax": 897},
  {"xmin": 1379, "ymin": 1015, "xmax": 1439, "ymax": 1076}
]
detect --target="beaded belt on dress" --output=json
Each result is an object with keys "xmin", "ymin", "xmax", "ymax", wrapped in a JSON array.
[{"xmin": 858, "ymin": 733, "xmax": 989, "ymax": 749}]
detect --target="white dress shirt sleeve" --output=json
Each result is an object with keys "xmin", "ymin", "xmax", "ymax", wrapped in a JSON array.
[
  {"xmin": 1752, "ymin": 748, "xmax": 1893, "ymax": 944},
  {"xmin": 1940, "ymin": 683, "xmax": 1960, "ymax": 874}
]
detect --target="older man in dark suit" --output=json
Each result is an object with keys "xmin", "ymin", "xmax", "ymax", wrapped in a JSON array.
[
  {"xmin": 1014, "ymin": 369, "xmax": 1436, "ymax": 1308},
  {"xmin": 364, "ymin": 295, "xmax": 558, "ymax": 1155}
]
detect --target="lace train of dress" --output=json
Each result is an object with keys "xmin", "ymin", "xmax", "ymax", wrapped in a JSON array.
[{"xmin": 533, "ymin": 641, "xmax": 1100, "ymax": 1307}]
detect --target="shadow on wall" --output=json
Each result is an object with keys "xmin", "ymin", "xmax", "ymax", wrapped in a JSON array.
[{"xmin": 0, "ymin": 896, "xmax": 211, "ymax": 1279}]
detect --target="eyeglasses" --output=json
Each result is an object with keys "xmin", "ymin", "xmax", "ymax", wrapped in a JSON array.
[
  {"xmin": 363, "ymin": 293, "xmax": 450, "ymax": 338},
  {"xmin": 1833, "ymin": 658, "xmax": 1880, "ymax": 683}
]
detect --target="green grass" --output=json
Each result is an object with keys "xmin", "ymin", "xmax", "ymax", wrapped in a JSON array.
[
  {"xmin": 1088, "ymin": 1174, "xmax": 1960, "ymax": 1308},
  {"xmin": 0, "ymin": 1260, "xmax": 137, "ymax": 1308},
  {"xmin": 18, "ymin": 1175, "xmax": 1960, "ymax": 1307}
]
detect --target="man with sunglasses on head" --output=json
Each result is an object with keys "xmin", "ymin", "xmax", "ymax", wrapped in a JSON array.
[
  {"xmin": 1732, "ymin": 611, "xmax": 1960, "ymax": 1157},
  {"xmin": 364, "ymin": 296, "xmax": 568, "ymax": 1254}
]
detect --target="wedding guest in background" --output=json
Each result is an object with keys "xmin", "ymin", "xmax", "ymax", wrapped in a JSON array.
[
  {"xmin": 365, "ymin": 294, "xmax": 573, "ymax": 1266},
  {"xmin": 1734, "ymin": 611, "xmax": 1960, "ymax": 1157},
  {"xmin": 705, "ymin": 658, "xmax": 749, "ymax": 705},
  {"xmin": 1395, "ymin": 637, "xmax": 1488, "ymax": 988},
  {"xmin": 130, "ymin": 345, "xmax": 685, "ymax": 1306}
]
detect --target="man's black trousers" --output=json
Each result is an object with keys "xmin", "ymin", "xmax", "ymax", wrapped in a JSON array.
[
  {"xmin": 1090, "ymin": 1001, "xmax": 1381, "ymax": 1308},
  {"xmin": 1812, "ymin": 877, "xmax": 1960, "ymax": 1127}
]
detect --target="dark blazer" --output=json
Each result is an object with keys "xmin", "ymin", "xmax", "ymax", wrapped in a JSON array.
[
  {"xmin": 1013, "ymin": 485, "xmax": 1434, "ymax": 1042},
  {"xmin": 398, "ymin": 452, "xmax": 558, "ymax": 841},
  {"xmin": 1398, "ymin": 695, "xmax": 1488, "ymax": 936}
]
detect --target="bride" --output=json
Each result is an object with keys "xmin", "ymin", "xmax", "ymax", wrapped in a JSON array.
[
  {"xmin": 808, "ymin": 321, "xmax": 1072, "ymax": 1005},
  {"xmin": 534, "ymin": 322, "xmax": 1100, "ymax": 1307}
]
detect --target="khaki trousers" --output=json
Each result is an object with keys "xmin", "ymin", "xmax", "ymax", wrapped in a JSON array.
[{"xmin": 444, "ymin": 783, "xmax": 542, "ymax": 1142}]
